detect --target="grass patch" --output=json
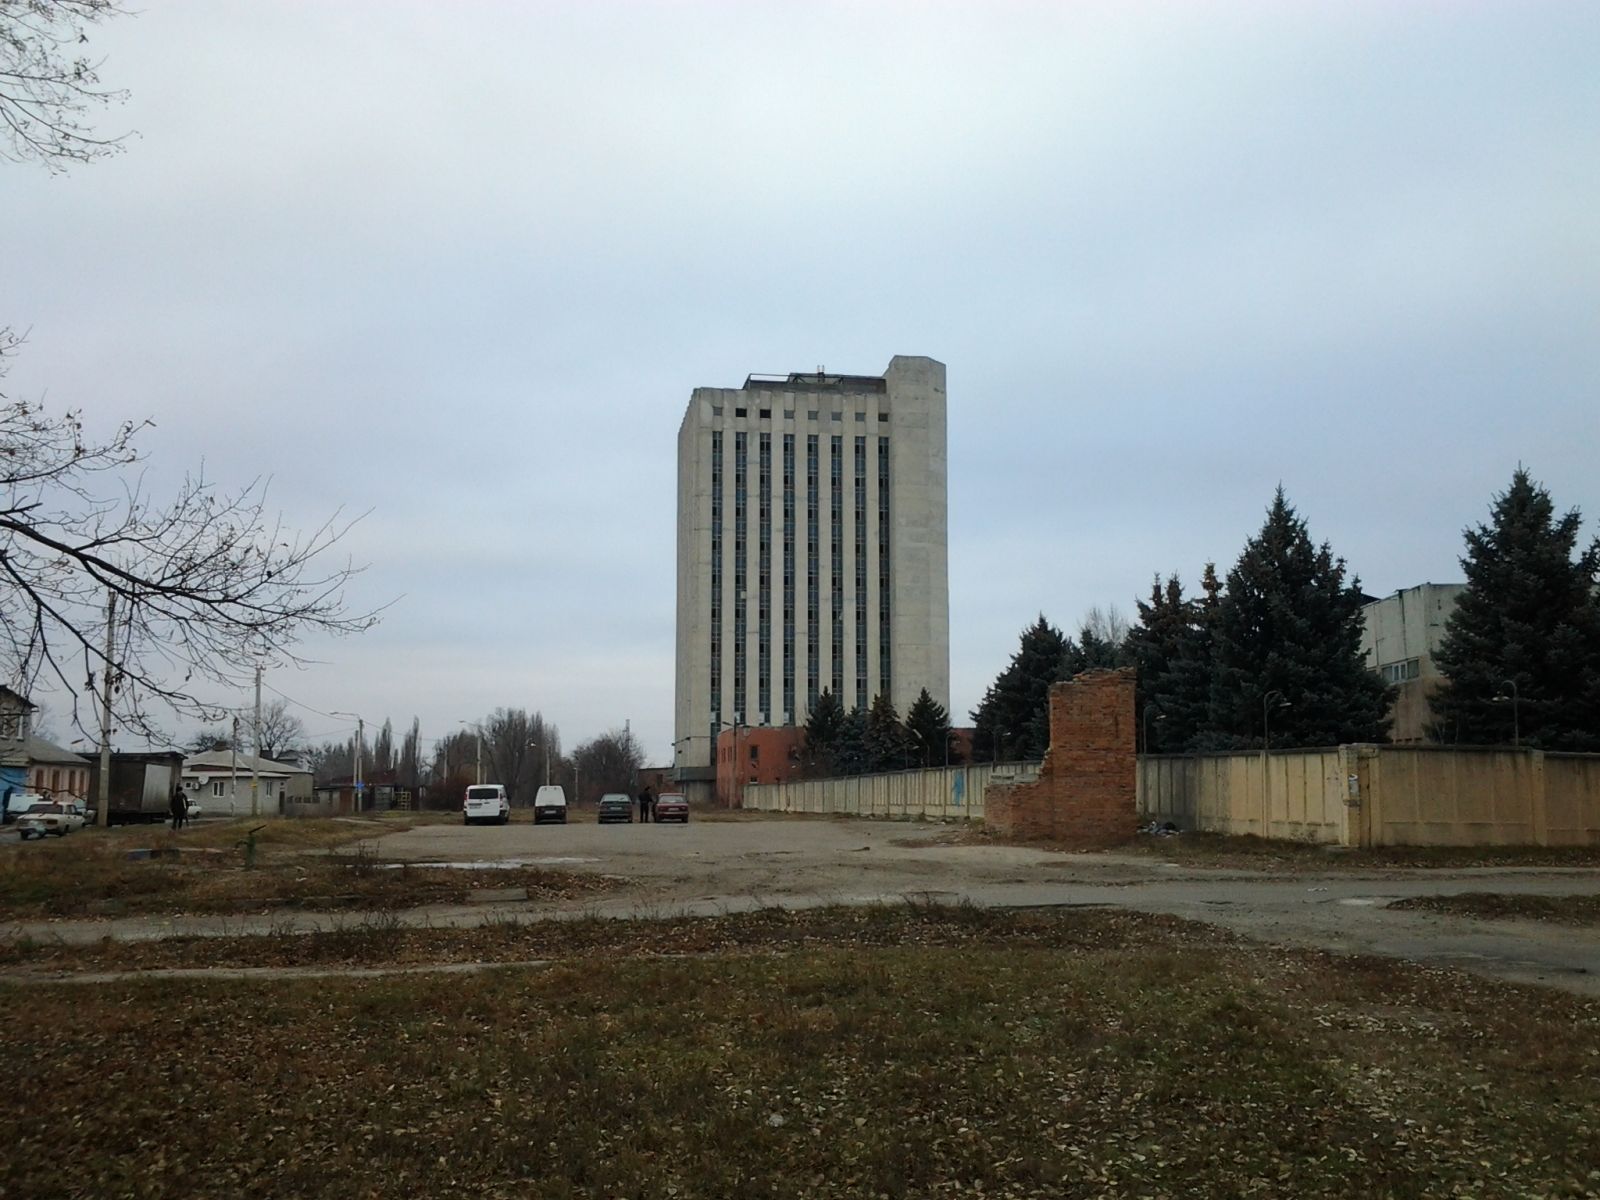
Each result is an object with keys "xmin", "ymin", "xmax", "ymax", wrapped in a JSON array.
[
  {"xmin": 1114, "ymin": 831, "xmax": 1600, "ymax": 870},
  {"xmin": 1389, "ymin": 892, "xmax": 1600, "ymax": 925},
  {"xmin": 3, "ymin": 905, "xmax": 1598, "ymax": 1197},
  {"xmin": 0, "ymin": 900, "xmax": 1208, "ymax": 973},
  {"xmin": 0, "ymin": 825, "xmax": 609, "ymax": 918}
]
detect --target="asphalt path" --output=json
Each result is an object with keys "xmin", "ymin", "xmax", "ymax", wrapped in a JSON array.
[{"xmin": 6, "ymin": 816, "xmax": 1600, "ymax": 994}]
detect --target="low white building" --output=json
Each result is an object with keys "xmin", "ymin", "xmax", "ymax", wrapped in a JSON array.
[
  {"xmin": 1360, "ymin": 583, "xmax": 1466, "ymax": 742},
  {"xmin": 182, "ymin": 751, "xmax": 313, "ymax": 817}
]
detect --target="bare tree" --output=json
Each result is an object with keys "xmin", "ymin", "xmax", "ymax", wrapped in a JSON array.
[
  {"xmin": 368, "ymin": 717, "xmax": 393, "ymax": 776},
  {"xmin": 188, "ymin": 727, "xmax": 232, "ymax": 753},
  {"xmin": 255, "ymin": 699, "xmax": 306, "ymax": 763},
  {"xmin": 1081, "ymin": 605, "xmax": 1131, "ymax": 647},
  {"xmin": 465, "ymin": 708, "xmax": 560, "ymax": 804},
  {"xmin": 1, "ymin": 1, "xmax": 131, "ymax": 171},
  {"xmin": 400, "ymin": 716, "xmax": 420, "ymax": 788},
  {"xmin": 572, "ymin": 727, "xmax": 644, "ymax": 805},
  {"xmin": 0, "ymin": 340, "xmax": 381, "ymax": 738}
]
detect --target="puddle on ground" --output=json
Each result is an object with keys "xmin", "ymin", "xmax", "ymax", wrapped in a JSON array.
[
  {"xmin": 1338, "ymin": 897, "xmax": 1384, "ymax": 907},
  {"xmin": 378, "ymin": 858, "xmax": 599, "ymax": 870}
]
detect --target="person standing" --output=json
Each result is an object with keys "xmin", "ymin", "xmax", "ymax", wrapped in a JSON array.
[
  {"xmin": 638, "ymin": 786, "xmax": 653, "ymax": 824},
  {"xmin": 170, "ymin": 784, "xmax": 187, "ymax": 831}
]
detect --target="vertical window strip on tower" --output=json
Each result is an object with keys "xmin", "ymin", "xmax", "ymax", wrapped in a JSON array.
[
  {"xmin": 854, "ymin": 435, "xmax": 868, "ymax": 711},
  {"xmin": 806, "ymin": 434, "xmax": 820, "ymax": 708},
  {"xmin": 830, "ymin": 435, "xmax": 844, "ymax": 699},
  {"xmin": 710, "ymin": 431, "xmax": 722, "ymax": 718},
  {"xmin": 783, "ymin": 433, "xmax": 795, "ymax": 723},
  {"xmin": 878, "ymin": 436, "xmax": 891, "ymax": 698},
  {"xmin": 758, "ymin": 432, "xmax": 771, "ymax": 724},
  {"xmin": 734, "ymin": 432, "xmax": 747, "ymax": 722}
]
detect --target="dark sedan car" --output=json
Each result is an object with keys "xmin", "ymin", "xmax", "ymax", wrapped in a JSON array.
[
  {"xmin": 653, "ymin": 792, "xmax": 689, "ymax": 824},
  {"xmin": 597, "ymin": 793, "xmax": 634, "ymax": 824}
]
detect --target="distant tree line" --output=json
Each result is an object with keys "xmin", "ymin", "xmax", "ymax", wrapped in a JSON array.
[
  {"xmin": 967, "ymin": 472, "xmax": 1600, "ymax": 758},
  {"xmin": 188, "ymin": 704, "xmax": 647, "ymax": 809},
  {"xmin": 801, "ymin": 687, "xmax": 957, "ymax": 778}
]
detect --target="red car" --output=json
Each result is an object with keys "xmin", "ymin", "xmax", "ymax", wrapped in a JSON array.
[{"xmin": 653, "ymin": 792, "xmax": 689, "ymax": 823}]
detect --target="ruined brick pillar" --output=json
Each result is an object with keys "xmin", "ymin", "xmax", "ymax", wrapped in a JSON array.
[{"xmin": 985, "ymin": 668, "xmax": 1138, "ymax": 846}]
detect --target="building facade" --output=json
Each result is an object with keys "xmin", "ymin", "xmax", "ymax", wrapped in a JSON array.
[
  {"xmin": 182, "ymin": 750, "xmax": 313, "ymax": 816},
  {"xmin": 674, "ymin": 356, "xmax": 949, "ymax": 781},
  {"xmin": 1360, "ymin": 583, "xmax": 1466, "ymax": 742}
]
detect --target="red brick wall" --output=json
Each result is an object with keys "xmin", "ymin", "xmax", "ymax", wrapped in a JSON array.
[
  {"xmin": 986, "ymin": 668, "xmax": 1137, "ymax": 846},
  {"xmin": 716, "ymin": 727, "xmax": 805, "ymax": 806}
]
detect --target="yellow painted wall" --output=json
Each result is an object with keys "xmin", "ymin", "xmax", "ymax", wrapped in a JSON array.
[{"xmin": 749, "ymin": 747, "xmax": 1600, "ymax": 848}]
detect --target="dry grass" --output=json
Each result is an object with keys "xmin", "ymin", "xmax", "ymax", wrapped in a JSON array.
[
  {"xmin": 1388, "ymin": 892, "xmax": 1600, "ymax": 925},
  {"xmin": 0, "ymin": 822, "xmax": 609, "ymax": 918},
  {"xmin": 1113, "ymin": 831, "xmax": 1600, "ymax": 870},
  {"xmin": 3, "ymin": 904, "xmax": 1598, "ymax": 1198}
]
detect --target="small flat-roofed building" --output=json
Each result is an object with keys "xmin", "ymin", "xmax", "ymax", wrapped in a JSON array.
[{"xmin": 1360, "ymin": 583, "xmax": 1466, "ymax": 742}]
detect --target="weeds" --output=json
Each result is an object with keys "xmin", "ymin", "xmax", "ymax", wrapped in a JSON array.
[
  {"xmin": 0, "ymin": 834, "xmax": 609, "ymax": 919},
  {"xmin": 1389, "ymin": 892, "xmax": 1600, "ymax": 925},
  {"xmin": 3, "ymin": 905, "xmax": 1598, "ymax": 1198}
]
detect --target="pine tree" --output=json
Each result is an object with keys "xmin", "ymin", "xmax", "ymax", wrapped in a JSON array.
[
  {"xmin": 905, "ymin": 688, "xmax": 955, "ymax": 767},
  {"xmin": 970, "ymin": 615, "xmax": 1069, "ymax": 761},
  {"xmin": 1431, "ymin": 469, "xmax": 1600, "ymax": 750},
  {"xmin": 802, "ymin": 688, "xmax": 845, "ymax": 776},
  {"xmin": 833, "ymin": 706, "xmax": 869, "ymax": 775},
  {"xmin": 1206, "ymin": 489, "xmax": 1392, "ymax": 748},
  {"xmin": 1127, "ymin": 574, "xmax": 1211, "ymax": 752},
  {"xmin": 863, "ymin": 693, "xmax": 913, "ymax": 773}
]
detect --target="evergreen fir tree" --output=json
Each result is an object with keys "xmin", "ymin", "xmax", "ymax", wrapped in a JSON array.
[
  {"xmin": 863, "ymin": 693, "xmax": 913, "ymax": 773},
  {"xmin": 1206, "ymin": 489, "xmax": 1392, "ymax": 748},
  {"xmin": 1075, "ymin": 622, "xmax": 1131, "ymax": 672},
  {"xmin": 1127, "ymin": 574, "xmax": 1211, "ymax": 752},
  {"xmin": 969, "ymin": 615, "xmax": 1069, "ymax": 761},
  {"xmin": 1431, "ymin": 469, "xmax": 1600, "ymax": 750},
  {"xmin": 802, "ymin": 688, "xmax": 844, "ymax": 776},
  {"xmin": 905, "ymin": 687, "xmax": 955, "ymax": 767},
  {"xmin": 832, "ymin": 706, "xmax": 869, "ymax": 775}
]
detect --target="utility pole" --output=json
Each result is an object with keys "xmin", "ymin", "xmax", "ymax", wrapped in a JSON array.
[
  {"xmin": 475, "ymin": 727, "xmax": 482, "ymax": 785},
  {"xmin": 355, "ymin": 717, "xmax": 364, "ymax": 814},
  {"xmin": 250, "ymin": 663, "xmax": 262, "ymax": 817},
  {"xmin": 230, "ymin": 715, "xmax": 239, "ymax": 814},
  {"xmin": 95, "ymin": 591, "xmax": 116, "ymax": 828}
]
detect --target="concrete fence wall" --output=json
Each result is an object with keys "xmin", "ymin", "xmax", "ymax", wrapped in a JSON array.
[
  {"xmin": 1138, "ymin": 749, "xmax": 1352, "ymax": 844},
  {"xmin": 743, "ymin": 762, "xmax": 1037, "ymax": 822},
  {"xmin": 746, "ymin": 746, "xmax": 1600, "ymax": 848}
]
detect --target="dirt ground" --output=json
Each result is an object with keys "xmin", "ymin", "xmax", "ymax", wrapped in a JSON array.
[{"xmin": 7, "ymin": 813, "xmax": 1600, "ymax": 994}]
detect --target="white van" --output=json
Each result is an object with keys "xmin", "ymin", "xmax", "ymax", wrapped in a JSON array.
[
  {"xmin": 533, "ymin": 785, "xmax": 568, "ymax": 825},
  {"xmin": 463, "ymin": 784, "xmax": 510, "ymax": 826}
]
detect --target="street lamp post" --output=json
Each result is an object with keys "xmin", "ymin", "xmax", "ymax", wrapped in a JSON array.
[
  {"xmin": 331, "ymin": 712, "xmax": 365, "ymax": 815},
  {"xmin": 1261, "ymin": 690, "xmax": 1290, "ymax": 835},
  {"xmin": 460, "ymin": 720, "xmax": 483, "ymax": 785},
  {"xmin": 1141, "ymin": 703, "xmax": 1167, "ymax": 755},
  {"xmin": 713, "ymin": 719, "xmax": 744, "ymax": 808},
  {"xmin": 908, "ymin": 727, "xmax": 951, "ymax": 770},
  {"xmin": 527, "ymin": 739, "xmax": 551, "ymax": 787},
  {"xmin": 1492, "ymin": 679, "xmax": 1521, "ymax": 748},
  {"xmin": 1262, "ymin": 690, "xmax": 1290, "ymax": 753}
]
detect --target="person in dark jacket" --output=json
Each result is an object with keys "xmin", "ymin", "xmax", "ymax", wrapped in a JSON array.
[
  {"xmin": 637, "ymin": 786, "xmax": 653, "ymax": 824},
  {"xmin": 170, "ymin": 785, "xmax": 187, "ymax": 830}
]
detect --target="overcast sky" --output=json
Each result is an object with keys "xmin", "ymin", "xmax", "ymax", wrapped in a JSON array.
[{"xmin": 6, "ymin": 1, "xmax": 1597, "ymax": 762}]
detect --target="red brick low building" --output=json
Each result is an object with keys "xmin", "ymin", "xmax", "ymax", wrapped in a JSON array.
[{"xmin": 715, "ymin": 726, "xmax": 806, "ymax": 807}]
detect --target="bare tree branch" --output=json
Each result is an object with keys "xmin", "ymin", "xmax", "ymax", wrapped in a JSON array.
[
  {"xmin": 1, "ymin": 1, "xmax": 132, "ymax": 171},
  {"xmin": 1, "ymin": 335, "xmax": 383, "ymax": 738}
]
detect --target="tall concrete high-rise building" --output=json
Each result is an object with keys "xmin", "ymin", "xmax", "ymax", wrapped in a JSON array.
[{"xmin": 674, "ymin": 356, "xmax": 949, "ymax": 784}]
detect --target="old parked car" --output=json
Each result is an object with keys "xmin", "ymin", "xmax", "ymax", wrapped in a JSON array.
[
  {"xmin": 653, "ymin": 793, "xmax": 689, "ymax": 824},
  {"xmin": 597, "ymin": 793, "xmax": 633, "ymax": 824},
  {"xmin": 16, "ymin": 801, "xmax": 87, "ymax": 839},
  {"xmin": 533, "ymin": 785, "xmax": 568, "ymax": 825}
]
